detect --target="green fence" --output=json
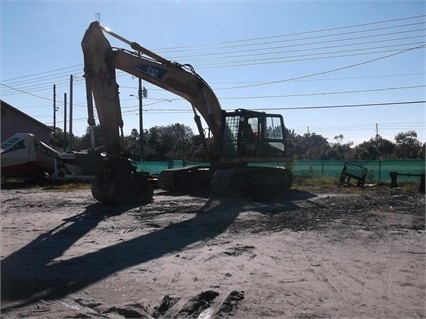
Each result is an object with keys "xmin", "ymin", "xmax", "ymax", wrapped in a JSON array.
[
  {"xmin": 134, "ymin": 160, "xmax": 425, "ymax": 183},
  {"xmin": 134, "ymin": 160, "xmax": 203, "ymax": 176},
  {"xmin": 291, "ymin": 160, "xmax": 425, "ymax": 183}
]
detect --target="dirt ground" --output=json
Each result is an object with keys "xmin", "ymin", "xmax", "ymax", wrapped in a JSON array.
[{"xmin": 1, "ymin": 182, "xmax": 425, "ymax": 318}]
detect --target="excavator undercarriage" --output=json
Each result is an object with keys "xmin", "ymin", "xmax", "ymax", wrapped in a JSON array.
[{"xmin": 158, "ymin": 165, "xmax": 293, "ymax": 196}]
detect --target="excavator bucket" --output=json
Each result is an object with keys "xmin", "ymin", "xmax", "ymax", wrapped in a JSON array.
[{"xmin": 91, "ymin": 157, "xmax": 153, "ymax": 204}]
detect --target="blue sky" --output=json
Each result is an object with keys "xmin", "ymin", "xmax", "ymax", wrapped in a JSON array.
[{"xmin": 1, "ymin": 0, "xmax": 425, "ymax": 145}]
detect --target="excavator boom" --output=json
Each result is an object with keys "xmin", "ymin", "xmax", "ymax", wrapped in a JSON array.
[{"xmin": 86, "ymin": 22, "xmax": 223, "ymax": 145}]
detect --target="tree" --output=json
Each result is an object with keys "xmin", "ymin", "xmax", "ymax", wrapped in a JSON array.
[
  {"xmin": 124, "ymin": 128, "xmax": 141, "ymax": 160},
  {"xmin": 394, "ymin": 131, "xmax": 422, "ymax": 159},
  {"xmin": 353, "ymin": 136, "xmax": 395, "ymax": 160},
  {"xmin": 49, "ymin": 126, "xmax": 80, "ymax": 151},
  {"xmin": 377, "ymin": 137, "xmax": 395, "ymax": 160},
  {"xmin": 49, "ymin": 126, "xmax": 64, "ymax": 149},
  {"xmin": 290, "ymin": 133, "xmax": 330, "ymax": 159},
  {"xmin": 145, "ymin": 124, "xmax": 194, "ymax": 160},
  {"xmin": 352, "ymin": 145, "xmax": 371, "ymax": 160},
  {"xmin": 76, "ymin": 125, "xmax": 104, "ymax": 151},
  {"xmin": 327, "ymin": 134, "xmax": 353, "ymax": 160},
  {"xmin": 420, "ymin": 142, "xmax": 425, "ymax": 159}
]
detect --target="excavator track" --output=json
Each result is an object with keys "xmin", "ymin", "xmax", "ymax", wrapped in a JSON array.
[
  {"xmin": 210, "ymin": 166, "xmax": 293, "ymax": 196},
  {"xmin": 91, "ymin": 158, "xmax": 153, "ymax": 204},
  {"xmin": 158, "ymin": 165, "xmax": 212, "ymax": 192},
  {"xmin": 159, "ymin": 165, "xmax": 292, "ymax": 196}
]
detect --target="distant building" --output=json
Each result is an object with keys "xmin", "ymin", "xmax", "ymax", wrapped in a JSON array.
[{"xmin": 1, "ymin": 100, "xmax": 52, "ymax": 145}]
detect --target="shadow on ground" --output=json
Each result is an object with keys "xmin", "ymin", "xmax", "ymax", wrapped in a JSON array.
[{"xmin": 1, "ymin": 189, "xmax": 316, "ymax": 312}]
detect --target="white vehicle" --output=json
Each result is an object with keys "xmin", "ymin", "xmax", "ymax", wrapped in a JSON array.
[{"xmin": 1, "ymin": 133, "xmax": 58, "ymax": 182}]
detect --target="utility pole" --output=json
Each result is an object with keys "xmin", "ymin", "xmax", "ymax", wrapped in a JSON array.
[
  {"xmin": 53, "ymin": 84, "xmax": 56, "ymax": 149},
  {"xmin": 375, "ymin": 123, "xmax": 380, "ymax": 160},
  {"xmin": 130, "ymin": 83, "xmax": 146, "ymax": 160},
  {"xmin": 63, "ymin": 93, "xmax": 67, "ymax": 151},
  {"xmin": 69, "ymin": 75, "xmax": 73, "ymax": 151},
  {"xmin": 137, "ymin": 51, "xmax": 144, "ymax": 160},
  {"xmin": 138, "ymin": 80, "xmax": 143, "ymax": 159}
]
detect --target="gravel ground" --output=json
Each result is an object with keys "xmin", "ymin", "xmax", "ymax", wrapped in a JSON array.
[{"xmin": 1, "ymin": 183, "xmax": 425, "ymax": 318}]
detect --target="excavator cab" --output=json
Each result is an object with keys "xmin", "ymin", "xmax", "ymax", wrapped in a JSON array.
[
  {"xmin": 204, "ymin": 109, "xmax": 293, "ymax": 195},
  {"xmin": 220, "ymin": 109, "xmax": 292, "ymax": 162}
]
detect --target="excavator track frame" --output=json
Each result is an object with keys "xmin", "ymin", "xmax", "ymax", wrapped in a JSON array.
[
  {"xmin": 158, "ymin": 164, "xmax": 293, "ymax": 196},
  {"xmin": 211, "ymin": 166, "xmax": 293, "ymax": 196}
]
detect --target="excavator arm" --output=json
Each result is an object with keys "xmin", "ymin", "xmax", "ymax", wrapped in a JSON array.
[{"xmin": 82, "ymin": 22, "xmax": 156, "ymax": 204}]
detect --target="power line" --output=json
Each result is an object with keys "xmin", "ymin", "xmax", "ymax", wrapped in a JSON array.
[
  {"xmin": 1, "ymin": 65, "xmax": 82, "ymax": 83},
  {"xmin": 3, "ymin": 74, "xmax": 424, "ymax": 111},
  {"xmin": 171, "ymin": 32, "xmax": 424, "ymax": 62},
  {"xmin": 156, "ymin": 15, "xmax": 425, "ymax": 52},
  {"xmin": 256, "ymin": 100, "xmax": 426, "ymax": 111},
  {"xmin": 292, "ymin": 122, "xmax": 424, "ymax": 131},
  {"xmin": 115, "ymin": 72, "xmax": 425, "ymax": 88},
  {"xmin": 220, "ymin": 85, "xmax": 426, "ymax": 100},
  {"xmin": 2, "ymin": 16, "xmax": 423, "ymax": 81},
  {"xmin": 48, "ymin": 99, "xmax": 424, "ymax": 125},
  {"xmin": 1, "ymin": 15, "xmax": 424, "ymax": 104},
  {"xmin": 195, "ymin": 43, "xmax": 425, "ymax": 69},
  {"xmin": 118, "ymin": 100, "xmax": 426, "ymax": 113},
  {"xmin": 0, "ymin": 82, "xmax": 54, "ymax": 101},
  {"xmin": 220, "ymin": 44, "xmax": 425, "ymax": 89},
  {"xmin": 4, "ymin": 66, "xmax": 423, "ymax": 95}
]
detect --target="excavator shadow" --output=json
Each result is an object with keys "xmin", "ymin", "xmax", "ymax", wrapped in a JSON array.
[
  {"xmin": 1, "ymin": 189, "xmax": 317, "ymax": 312},
  {"xmin": 158, "ymin": 188, "xmax": 320, "ymax": 215},
  {"xmin": 1, "ymin": 203, "xmax": 136, "ymax": 309},
  {"xmin": 248, "ymin": 189, "xmax": 322, "ymax": 212},
  {"xmin": 0, "ymin": 198, "xmax": 238, "ymax": 311}
]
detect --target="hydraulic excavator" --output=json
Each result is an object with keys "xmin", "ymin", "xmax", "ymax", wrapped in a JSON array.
[{"xmin": 82, "ymin": 21, "xmax": 293, "ymax": 204}]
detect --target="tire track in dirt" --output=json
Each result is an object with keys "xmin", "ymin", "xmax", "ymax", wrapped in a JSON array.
[
  {"xmin": 290, "ymin": 236, "xmax": 373, "ymax": 317},
  {"xmin": 377, "ymin": 234, "xmax": 426, "ymax": 318}
]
